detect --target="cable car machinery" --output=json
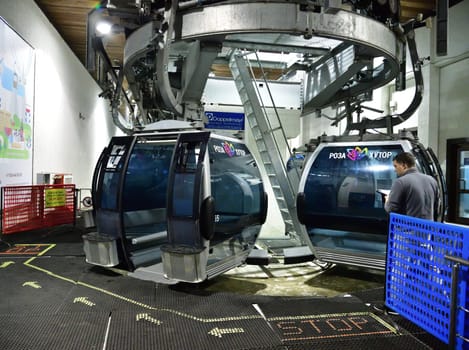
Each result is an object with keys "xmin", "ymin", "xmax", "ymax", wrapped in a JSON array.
[
  {"xmin": 295, "ymin": 17, "xmax": 447, "ymax": 270},
  {"xmin": 88, "ymin": 0, "xmax": 412, "ymax": 131},
  {"xmin": 84, "ymin": 0, "xmax": 446, "ymax": 278}
]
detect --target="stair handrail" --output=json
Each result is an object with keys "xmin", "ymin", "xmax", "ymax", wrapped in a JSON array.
[{"xmin": 242, "ymin": 50, "xmax": 302, "ymax": 191}]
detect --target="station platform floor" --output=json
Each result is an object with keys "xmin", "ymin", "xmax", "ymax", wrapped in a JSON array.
[{"xmin": 0, "ymin": 224, "xmax": 447, "ymax": 350}]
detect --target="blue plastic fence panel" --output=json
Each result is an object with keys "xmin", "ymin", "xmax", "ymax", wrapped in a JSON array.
[{"xmin": 385, "ymin": 213, "xmax": 469, "ymax": 347}]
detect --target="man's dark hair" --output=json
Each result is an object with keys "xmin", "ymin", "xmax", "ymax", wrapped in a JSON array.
[{"xmin": 393, "ymin": 152, "xmax": 416, "ymax": 167}]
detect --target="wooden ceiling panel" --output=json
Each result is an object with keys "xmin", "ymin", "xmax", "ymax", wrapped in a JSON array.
[
  {"xmin": 401, "ymin": 0, "xmax": 437, "ymax": 20},
  {"xmin": 35, "ymin": 0, "xmax": 98, "ymax": 66}
]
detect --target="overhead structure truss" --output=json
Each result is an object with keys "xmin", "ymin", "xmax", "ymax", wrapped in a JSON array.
[{"xmin": 115, "ymin": 0, "xmax": 406, "ymax": 129}]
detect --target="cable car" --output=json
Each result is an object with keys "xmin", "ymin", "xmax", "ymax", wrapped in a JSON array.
[
  {"xmin": 296, "ymin": 132, "xmax": 447, "ymax": 270},
  {"xmin": 83, "ymin": 121, "xmax": 267, "ymax": 283}
]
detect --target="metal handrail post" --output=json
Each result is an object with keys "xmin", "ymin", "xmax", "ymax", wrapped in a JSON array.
[{"xmin": 445, "ymin": 254, "xmax": 469, "ymax": 349}]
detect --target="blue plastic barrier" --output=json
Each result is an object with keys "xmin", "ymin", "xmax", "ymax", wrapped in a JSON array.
[{"xmin": 385, "ymin": 213, "xmax": 469, "ymax": 349}]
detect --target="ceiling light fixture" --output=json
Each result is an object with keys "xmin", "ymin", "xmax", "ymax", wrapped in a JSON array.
[
  {"xmin": 106, "ymin": 0, "xmax": 116, "ymax": 9},
  {"xmin": 96, "ymin": 21, "xmax": 113, "ymax": 35}
]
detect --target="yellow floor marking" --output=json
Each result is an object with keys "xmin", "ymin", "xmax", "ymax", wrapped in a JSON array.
[
  {"xmin": 19, "ymin": 244, "xmax": 395, "ymax": 330},
  {"xmin": 269, "ymin": 311, "xmax": 398, "ymax": 333},
  {"xmin": 22, "ymin": 281, "xmax": 42, "ymax": 289},
  {"xmin": 73, "ymin": 296, "xmax": 96, "ymax": 307},
  {"xmin": 136, "ymin": 313, "xmax": 162, "ymax": 325},
  {"xmin": 208, "ymin": 327, "xmax": 245, "ymax": 338},
  {"xmin": 0, "ymin": 261, "xmax": 15, "ymax": 268},
  {"xmin": 22, "ymin": 249, "xmax": 261, "ymax": 322},
  {"xmin": 0, "ymin": 243, "xmax": 56, "ymax": 255}
]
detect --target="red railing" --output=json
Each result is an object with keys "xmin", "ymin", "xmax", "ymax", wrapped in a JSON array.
[{"xmin": 1, "ymin": 184, "xmax": 76, "ymax": 235}]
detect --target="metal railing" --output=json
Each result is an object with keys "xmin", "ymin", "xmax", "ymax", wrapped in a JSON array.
[
  {"xmin": 446, "ymin": 254, "xmax": 469, "ymax": 349},
  {"xmin": 385, "ymin": 213, "xmax": 469, "ymax": 349},
  {"xmin": 1, "ymin": 184, "xmax": 76, "ymax": 234}
]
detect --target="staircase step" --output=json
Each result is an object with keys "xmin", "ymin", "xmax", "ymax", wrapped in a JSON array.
[{"xmin": 230, "ymin": 50, "xmax": 308, "ymax": 247}]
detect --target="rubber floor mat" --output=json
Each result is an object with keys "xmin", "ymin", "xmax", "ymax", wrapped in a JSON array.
[
  {"xmin": 0, "ymin": 231, "xmax": 446, "ymax": 350},
  {"xmin": 105, "ymin": 310, "xmax": 281, "ymax": 350},
  {"xmin": 0, "ymin": 312, "xmax": 108, "ymax": 350}
]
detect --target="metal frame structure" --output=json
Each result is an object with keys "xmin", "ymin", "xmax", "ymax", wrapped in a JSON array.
[{"xmin": 87, "ymin": 1, "xmax": 409, "ymax": 131}]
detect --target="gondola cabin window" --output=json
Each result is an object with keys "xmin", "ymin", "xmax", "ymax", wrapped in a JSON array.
[
  {"xmin": 304, "ymin": 145, "xmax": 405, "ymax": 224},
  {"xmin": 208, "ymin": 138, "xmax": 264, "ymax": 234}
]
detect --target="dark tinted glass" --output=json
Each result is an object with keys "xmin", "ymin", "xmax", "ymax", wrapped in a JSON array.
[
  {"xmin": 304, "ymin": 144, "xmax": 403, "ymax": 220},
  {"xmin": 208, "ymin": 138, "xmax": 263, "ymax": 217},
  {"xmin": 100, "ymin": 171, "xmax": 120, "ymax": 210},
  {"xmin": 172, "ymin": 172, "xmax": 195, "ymax": 217},
  {"xmin": 122, "ymin": 143, "xmax": 174, "ymax": 211}
]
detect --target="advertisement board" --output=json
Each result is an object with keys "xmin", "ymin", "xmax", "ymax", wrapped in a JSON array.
[{"xmin": 0, "ymin": 18, "xmax": 35, "ymax": 188}]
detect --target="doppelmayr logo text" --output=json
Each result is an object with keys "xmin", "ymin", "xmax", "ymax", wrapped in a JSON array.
[{"xmin": 207, "ymin": 114, "xmax": 238, "ymax": 123}]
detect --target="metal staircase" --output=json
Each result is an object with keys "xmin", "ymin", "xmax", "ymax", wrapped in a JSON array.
[{"xmin": 229, "ymin": 50, "xmax": 314, "ymax": 262}]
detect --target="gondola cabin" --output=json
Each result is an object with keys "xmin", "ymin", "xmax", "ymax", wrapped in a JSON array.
[
  {"xmin": 296, "ymin": 133, "xmax": 446, "ymax": 270},
  {"xmin": 83, "ymin": 122, "xmax": 267, "ymax": 283}
]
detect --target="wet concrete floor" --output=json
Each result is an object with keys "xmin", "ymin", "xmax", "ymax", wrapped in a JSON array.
[{"xmin": 204, "ymin": 261, "xmax": 385, "ymax": 297}]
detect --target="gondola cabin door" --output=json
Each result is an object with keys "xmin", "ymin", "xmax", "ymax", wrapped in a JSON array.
[{"xmin": 162, "ymin": 132, "xmax": 214, "ymax": 282}]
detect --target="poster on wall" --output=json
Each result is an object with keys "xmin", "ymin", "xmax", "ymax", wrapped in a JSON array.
[{"xmin": 0, "ymin": 17, "xmax": 35, "ymax": 189}]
